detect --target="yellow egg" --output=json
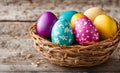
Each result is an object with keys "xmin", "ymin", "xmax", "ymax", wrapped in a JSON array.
[
  {"xmin": 84, "ymin": 7, "xmax": 106, "ymax": 21},
  {"xmin": 70, "ymin": 13, "xmax": 86, "ymax": 29},
  {"xmin": 94, "ymin": 14, "xmax": 117, "ymax": 40}
]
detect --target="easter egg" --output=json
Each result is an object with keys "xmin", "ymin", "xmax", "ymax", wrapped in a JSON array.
[
  {"xmin": 36, "ymin": 11, "xmax": 57, "ymax": 38},
  {"xmin": 94, "ymin": 14, "xmax": 117, "ymax": 40},
  {"xmin": 59, "ymin": 10, "xmax": 77, "ymax": 23},
  {"xmin": 71, "ymin": 13, "xmax": 86, "ymax": 29},
  {"xmin": 51, "ymin": 19, "xmax": 73, "ymax": 46},
  {"xmin": 84, "ymin": 7, "xmax": 106, "ymax": 21},
  {"xmin": 74, "ymin": 17, "xmax": 99, "ymax": 45}
]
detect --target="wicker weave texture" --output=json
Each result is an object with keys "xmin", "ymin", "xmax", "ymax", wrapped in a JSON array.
[{"xmin": 30, "ymin": 22, "xmax": 120, "ymax": 67}]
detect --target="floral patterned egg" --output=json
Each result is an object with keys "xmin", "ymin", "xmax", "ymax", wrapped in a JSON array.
[
  {"xmin": 74, "ymin": 17, "xmax": 99, "ymax": 45},
  {"xmin": 51, "ymin": 18, "xmax": 73, "ymax": 46}
]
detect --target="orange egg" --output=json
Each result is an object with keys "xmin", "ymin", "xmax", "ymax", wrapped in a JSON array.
[{"xmin": 70, "ymin": 13, "xmax": 86, "ymax": 29}]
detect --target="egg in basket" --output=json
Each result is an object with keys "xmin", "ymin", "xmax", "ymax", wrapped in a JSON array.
[{"xmin": 29, "ymin": 7, "xmax": 120, "ymax": 67}]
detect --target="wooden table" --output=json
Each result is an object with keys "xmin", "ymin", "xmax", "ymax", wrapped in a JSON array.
[{"xmin": 0, "ymin": 0, "xmax": 120, "ymax": 72}]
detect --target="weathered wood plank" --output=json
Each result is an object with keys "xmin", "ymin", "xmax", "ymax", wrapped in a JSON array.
[
  {"xmin": 0, "ymin": 59, "xmax": 120, "ymax": 72},
  {"xmin": 0, "ymin": 0, "xmax": 120, "ymax": 71},
  {"xmin": 0, "ymin": 22, "xmax": 120, "ymax": 71},
  {"xmin": 0, "ymin": 0, "xmax": 119, "ymax": 21}
]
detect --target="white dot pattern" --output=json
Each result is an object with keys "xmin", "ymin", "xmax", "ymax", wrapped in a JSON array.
[{"xmin": 74, "ymin": 17, "xmax": 99, "ymax": 45}]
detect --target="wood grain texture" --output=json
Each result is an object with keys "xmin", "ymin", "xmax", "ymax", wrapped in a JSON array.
[
  {"xmin": 0, "ymin": 0, "xmax": 120, "ymax": 72},
  {"xmin": 0, "ymin": 0, "xmax": 119, "ymax": 21},
  {"xmin": 0, "ymin": 22, "xmax": 120, "ymax": 72}
]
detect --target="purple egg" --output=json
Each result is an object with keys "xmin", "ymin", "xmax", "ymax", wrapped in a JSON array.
[{"xmin": 36, "ymin": 11, "xmax": 58, "ymax": 38}]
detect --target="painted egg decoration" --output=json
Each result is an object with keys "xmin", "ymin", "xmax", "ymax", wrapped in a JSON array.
[
  {"xmin": 94, "ymin": 14, "xmax": 117, "ymax": 40},
  {"xmin": 36, "ymin": 11, "xmax": 57, "ymax": 38},
  {"xmin": 74, "ymin": 17, "xmax": 99, "ymax": 45},
  {"xmin": 51, "ymin": 19, "xmax": 73, "ymax": 46},
  {"xmin": 70, "ymin": 13, "xmax": 86, "ymax": 29},
  {"xmin": 84, "ymin": 7, "xmax": 106, "ymax": 21},
  {"xmin": 59, "ymin": 10, "xmax": 77, "ymax": 23}
]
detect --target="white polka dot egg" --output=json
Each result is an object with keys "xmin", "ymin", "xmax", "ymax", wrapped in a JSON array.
[{"xmin": 74, "ymin": 17, "xmax": 99, "ymax": 45}]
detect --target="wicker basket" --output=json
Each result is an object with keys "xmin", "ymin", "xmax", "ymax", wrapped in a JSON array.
[{"xmin": 29, "ymin": 21, "xmax": 120, "ymax": 67}]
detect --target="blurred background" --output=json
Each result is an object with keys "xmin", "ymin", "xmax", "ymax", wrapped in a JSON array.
[{"xmin": 0, "ymin": 0, "xmax": 119, "ymax": 21}]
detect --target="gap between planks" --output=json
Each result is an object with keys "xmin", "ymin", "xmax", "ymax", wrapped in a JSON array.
[{"xmin": 0, "ymin": 20, "xmax": 35, "ymax": 22}]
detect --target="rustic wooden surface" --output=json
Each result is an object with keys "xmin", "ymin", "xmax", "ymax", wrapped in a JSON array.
[{"xmin": 0, "ymin": 0, "xmax": 120, "ymax": 72}]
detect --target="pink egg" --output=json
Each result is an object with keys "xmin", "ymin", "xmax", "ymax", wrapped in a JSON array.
[{"xmin": 74, "ymin": 17, "xmax": 99, "ymax": 45}]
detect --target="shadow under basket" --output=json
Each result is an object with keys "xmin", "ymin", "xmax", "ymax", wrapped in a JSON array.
[{"xmin": 29, "ymin": 22, "xmax": 120, "ymax": 67}]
